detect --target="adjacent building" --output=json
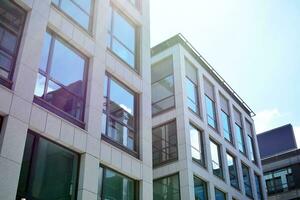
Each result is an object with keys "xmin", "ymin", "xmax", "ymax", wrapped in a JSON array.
[
  {"xmin": 0, "ymin": 0, "xmax": 152, "ymax": 199},
  {"xmin": 257, "ymin": 124, "xmax": 300, "ymax": 200},
  {"xmin": 151, "ymin": 34, "xmax": 267, "ymax": 200}
]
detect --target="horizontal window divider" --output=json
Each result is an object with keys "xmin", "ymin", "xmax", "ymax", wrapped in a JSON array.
[
  {"xmin": 152, "ymin": 94, "xmax": 175, "ymax": 106},
  {"xmin": 151, "ymin": 74, "xmax": 173, "ymax": 85},
  {"xmin": 107, "ymin": 115, "xmax": 135, "ymax": 132},
  {"xmin": 110, "ymin": 34, "xmax": 135, "ymax": 55}
]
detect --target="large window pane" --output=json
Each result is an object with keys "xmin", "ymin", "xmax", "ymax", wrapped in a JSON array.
[
  {"xmin": 210, "ymin": 140, "xmax": 223, "ymax": 179},
  {"xmin": 153, "ymin": 174, "xmax": 180, "ymax": 200},
  {"xmin": 185, "ymin": 60, "xmax": 199, "ymax": 114},
  {"xmin": 226, "ymin": 153, "xmax": 239, "ymax": 189},
  {"xmin": 235, "ymin": 124, "xmax": 245, "ymax": 154},
  {"xmin": 194, "ymin": 176, "xmax": 208, "ymax": 200},
  {"xmin": 17, "ymin": 132, "xmax": 79, "ymax": 200},
  {"xmin": 215, "ymin": 188, "xmax": 226, "ymax": 200},
  {"xmin": 52, "ymin": 0, "xmax": 92, "ymax": 30},
  {"xmin": 205, "ymin": 96, "xmax": 217, "ymax": 129},
  {"xmin": 0, "ymin": 0, "xmax": 26, "ymax": 84},
  {"xmin": 190, "ymin": 124, "xmax": 205, "ymax": 167},
  {"xmin": 242, "ymin": 164, "xmax": 253, "ymax": 198},
  {"xmin": 152, "ymin": 120, "xmax": 178, "ymax": 167},
  {"xmin": 221, "ymin": 111, "xmax": 232, "ymax": 143},
  {"xmin": 255, "ymin": 174, "xmax": 263, "ymax": 200},
  {"xmin": 247, "ymin": 135, "xmax": 256, "ymax": 162},
  {"xmin": 101, "ymin": 168, "xmax": 136, "ymax": 200}
]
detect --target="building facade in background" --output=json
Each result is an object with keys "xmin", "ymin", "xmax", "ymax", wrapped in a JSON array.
[
  {"xmin": 0, "ymin": 0, "xmax": 152, "ymax": 199},
  {"xmin": 151, "ymin": 34, "xmax": 267, "ymax": 200},
  {"xmin": 258, "ymin": 124, "xmax": 300, "ymax": 200}
]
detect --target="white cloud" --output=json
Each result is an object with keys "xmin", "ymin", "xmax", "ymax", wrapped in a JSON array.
[
  {"xmin": 294, "ymin": 126, "xmax": 300, "ymax": 148},
  {"xmin": 254, "ymin": 108, "xmax": 281, "ymax": 134}
]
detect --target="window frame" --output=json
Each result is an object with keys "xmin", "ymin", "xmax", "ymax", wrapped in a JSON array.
[
  {"xmin": 226, "ymin": 152, "xmax": 239, "ymax": 190},
  {"xmin": 193, "ymin": 176, "xmax": 208, "ymax": 200},
  {"xmin": 205, "ymin": 95, "xmax": 218, "ymax": 130},
  {"xmin": 186, "ymin": 75, "xmax": 200, "ymax": 115},
  {"xmin": 210, "ymin": 138, "xmax": 224, "ymax": 179},
  {"xmin": 221, "ymin": 110, "xmax": 233, "ymax": 144},
  {"xmin": 107, "ymin": 4, "xmax": 140, "ymax": 73},
  {"xmin": 242, "ymin": 163, "xmax": 253, "ymax": 198},
  {"xmin": 153, "ymin": 173, "xmax": 181, "ymax": 200},
  {"xmin": 245, "ymin": 120, "xmax": 257, "ymax": 163},
  {"xmin": 102, "ymin": 72, "xmax": 139, "ymax": 158},
  {"xmin": 214, "ymin": 187, "xmax": 227, "ymax": 200},
  {"xmin": 0, "ymin": 1, "xmax": 26, "ymax": 89},
  {"xmin": 33, "ymin": 30, "xmax": 88, "ymax": 128},
  {"xmin": 190, "ymin": 123, "xmax": 206, "ymax": 168},
  {"xmin": 100, "ymin": 165, "xmax": 139, "ymax": 200},
  {"xmin": 51, "ymin": 0, "xmax": 95, "ymax": 33},
  {"xmin": 16, "ymin": 130, "xmax": 80, "ymax": 200},
  {"xmin": 254, "ymin": 173, "xmax": 263, "ymax": 200},
  {"xmin": 152, "ymin": 119, "xmax": 178, "ymax": 167}
]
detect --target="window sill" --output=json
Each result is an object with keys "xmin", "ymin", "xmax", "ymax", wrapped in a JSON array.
[
  {"xmin": 33, "ymin": 96, "xmax": 85, "ymax": 129},
  {"xmin": 0, "ymin": 76, "xmax": 12, "ymax": 89},
  {"xmin": 101, "ymin": 134, "xmax": 139, "ymax": 159},
  {"xmin": 192, "ymin": 159, "xmax": 206, "ymax": 169}
]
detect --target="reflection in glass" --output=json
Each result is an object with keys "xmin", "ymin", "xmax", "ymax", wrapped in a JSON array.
[
  {"xmin": 210, "ymin": 140, "xmax": 223, "ymax": 178},
  {"xmin": 221, "ymin": 111, "xmax": 232, "ymax": 142},
  {"xmin": 186, "ymin": 77, "xmax": 199, "ymax": 113},
  {"xmin": 227, "ymin": 153, "xmax": 239, "ymax": 189},
  {"xmin": 34, "ymin": 74, "xmax": 46, "ymax": 97},
  {"xmin": 190, "ymin": 124, "xmax": 204, "ymax": 166},
  {"xmin": 242, "ymin": 164, "xmax": 253, "ymax": 198},
  {"xmin": 235, "ymin": 124, "xmax": 245, "ymax": 153},
  {"xmin": 205, "ymin": 96, "xmax": 217, "ymax": 129},
  {"xmin": 255, "ymin": 174, "xmax": 263, "ymax": 200},
  {"xmin": 153, "ymin": 174, "xmax": 180, "ymax": 200},
  {"xmin": 215, "ymin": 188, "xmax": 226, "ymax": 200},
  {"xmin": 247, "ymin": 135, "xmax": 256, "ymax": 162},
  {"xmin": 194, "ymin": 176, "xmax": 208, "ymax": 200}
]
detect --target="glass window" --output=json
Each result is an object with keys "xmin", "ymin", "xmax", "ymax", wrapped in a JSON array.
[
  {"xmin": 246, "ymin": 121, "xmax": 256, "ymax": 163},
  {"xmin": 151, "ymin": 56, "xmax": 175, "ymax": 115},
  {"xmin": 153, "ymin": 174, "xmax": 180, "ymax": 200},
  {"xmin": 194, "ymin": 176, "xmax": 208, "ymax": 200},
  {"xmin": 190, "ymin": 124, "xmax": 205, "ymax": 167},
  {"xmin": 101, "ymin": 167, "xmax": 136, "ymax": 200},
  {"xmin": 255, "ymin": 174, "xmax": 263, "ymax": 200},
  {"xmin": 235, "ymin": 124, "xmax": 245, "ymax": 154},
  {"xmin": 210, "ymin": 139, "xmax": 223, "ymax": 179},
  {"xmin": 226, "ymin": 153, "xmax": 239, "ymax": 189},
  {"xmin": 215, "ymin": 188, "xmax": 226, "ymax": 200},
  {"xmin": 185, "ymin": 60, "xmax": 199, "ymax": 114},
  {"xmin": 205, "ymin": 96, "xmax": 217, "ymax": 129},
  {"xmin": 242, "ymin": 164, "xmax": 253, "ymax": 198},
  {"xmin": 0, "ymin": 0, "xmax": 26, "ymax": 87},
  {"xmin": 107, "ymin": 6, "xmax": 137, "ymax": 69},
  {"xmin": 52, "ymin": 0, "xmax": 93, "ymax": 31},
  {"xmin": 152, "ymin": 120, "xmax": 178, "ymax": 167},
  {"xmin": 17, "ymin": 132, "xmax": 79, "ymax": 200},
  {"xmin": 102, "ymin": 74, "xmax": 137, "ymax": 152},
  {"xmin": 221, "ymin": 111, "xmax": 232, "ymax": 142},
  {"xmin": 34, "ymin": 31, "xmax": 87, "ymax": 126}
]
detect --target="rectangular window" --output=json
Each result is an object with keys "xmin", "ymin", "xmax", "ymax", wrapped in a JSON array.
[
  {"xmin": 107, "ymin": 5, "xmax": 138, "ymax": 69},
  {"xmin": 152, "ymin": 120, "xmax": 178, "ymax": 167},
  {"xmin": 215, "ymin": 188, "xmax": 226, "ymax": 200},
  {"xmin": 226, "ymin": 152, "xmax": 239, "ymax": 189},
  {"xmin": 246, "ymin": 120, "xmax": 256, "ymax": 163},
  {"xmin": 52, "ymin": 0, "xmax": 93, "ymax": 31},
  {"xmin": 0, "ymin": 0, "xmax": 26, "ymax": 88},
  {"xmin": 153, "ymin": 174, "xmax": 180, "ymax": 200},
  {"xmin": 17, "ymin": 131, "xmax": 79, "ymax": 200},
  {"xmin": 102, "ymin": 74, "xmax": 138, "ymax": 155},
  {"xmin": 185, "ymin": 60, "xmax": 200, "ymax": 114},
  {"xmin": 190, "ymin": 124, "xmax": 205, "ymax": 167},
  {"xmin": 151, "ymin": 56, "xmax": 175, "ymax": 115},
  {"xmin": 255, "ymin": 174, "xmax": 263, "ymax": 200},
  {"xmin": 101, "ymin": 167, "xmax": 137, "ymax": 200},
  {"xmin": 220, "ymin": 94, "xmax": 232, "ymax": 143},
  {"xmin": 204, "ymin": 79, "xmax": 217, "ymax": 129},
  {"xmin": 34, "ymin": 31, "xmax": 88, "ymax": 128},
  {"xmin": 194, "ymin": 176, "xmax": 208, "ymax": 200},
  {"xmin": 233, "ymin": 108, "xmax": 245, "ymax": 154},
  {"xmin": 210, "ymin": 139, "xmax": 223, "ymax": 179},
  {"xmin": 242, "ymin": 163, "xmax": 253, "ymax": 198}
]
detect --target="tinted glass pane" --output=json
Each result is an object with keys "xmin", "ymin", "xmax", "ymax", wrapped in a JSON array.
[
  {"xmin": 235, "ymin": 124, "xmax": 245, "ymax": 153},
  {"xmin": 152, "ymin": 95, "xmax": 175, "ymax": 115},
  {"xmin": 255, "ymin": 175, "xmax": 263, "ymax": 200},
  {"xmin": 34, "ymin": 73, "xmax": 46, "ymax": 97},
  {"xmin": 227, "ymin": 153, "xmax": 239, "ymax": 189},
  {"xmin": 152, "ymin": 75, "xmax": 174, "ymax": 103},
  {"xmin": 1, "ymin": 30, "xmax": 17, "ymax": 54},
  {"xmin": 74, "ymin": 0, "xmax": 92, "ymax": 14},
  {"xmin": 215, "ymin": 188, "xmax": 226, "ymax": 200},
  {"xmin": 51, "ymin": 39, "xmax": 85, "ymax": 96},
  {"xmin": 0, "ymin": 51, "xmax": 12, "ymax": 74},
  {"xmin": 194, "ymin": 176, "xmax": 208, "ymax": 200},
  {"xmin": 39, "ymin": 32, "xmax": 52, "ymax": 71},
  {"xmin": 151, "ymin": 57, "xmax": 173, "ymax": 83},
  {"xmin": 210, "ymin": 140, "xmax": 223, "ymax": 178},
  {"xmin": 247, "ymin": 136, "xmax": 255, "ymax": 162},
  {"xmin": 60, "ymin": 0, "xmax": 89, "ymax": 29},
  {"xmin": 113, "ymin": 11, "xmax": 135, "ymax": 52},
  {"xmin": 102, "ymin": 168, "xmax": 135, "ymax": 200},
  {"xmin": 205, "ymin": 96, "xmax": 216, "ymax": 128},
  {"xmin": 221, "ymin": 112, "xmax": 231, "ymax": 142},
  {"xmin": 112, "ymin": 37, "xmax": 134, "ymax": 67},
  {"xmin": 153, "ymin": 174, "xmax": 180, "ymax": 200},
  {"xmin": 242, "ymin": 164, "xmax": 252, "ymax": 197},
  {"xmin": 190, "ymin": 125, "xmax": 204, "ymax": 166},
  {"xmin": 186, "ymin": 78, "xmax": 198, "ymax": 113}
]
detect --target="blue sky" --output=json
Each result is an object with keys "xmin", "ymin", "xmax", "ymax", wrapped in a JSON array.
[{"xmin": 150, "ymin": 0, "xmax": 300, "ymax": 146}]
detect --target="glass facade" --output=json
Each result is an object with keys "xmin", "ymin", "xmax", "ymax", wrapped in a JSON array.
[
  {"xmin": 102, "ymin": 74, "xmax": 137, "ymax": 152},
  {"xmin": 34, "ymin": 31, "xmax": 87, "ymax": 126},
  {"xmin": 210, "ymin": 139, "xmax": 223, "ymax": 179},
  {"xmin": 52, "ymin": 0, "xmax": 93, "ymax": 31},
  {"xmin": 227, "ymin": 153, "xmax": 239, "ymax": 189},
  {"xmin": 151, "ymin": 56, "xmax": 175, "ymax": 115},
  {"xmin": 107, "ymin": 6, "xmax": 137, "ymax": 69},
  {"xmin": 153, "ymin": 174, "xmax": 180, "ymax": 200},
  {"xmin": 194, "ymin": 176, "xmax": 208, "ymax": 200},
  {"xmin": 242, "ymin": 164, "xmax": 253, "ymax": 198},
  {"xmin": 101, "ymin": 167, "xmax": 136, "ymax": 200},
  {"xmin": 17, "ymin": 132, "xmax": 79, "ymax": 200},
  {"xmin": 0, "ymin": 0, "xmax": 26, "ymax": 88},
  {"xmin": 215, "ymin": 188, "xmax": 226, "ymax": 200},
  {"xmin": 153, "ymin": 120, "xmax": 178, "ymax": 166},
  {"xmin": 190, "ymin": 124, "xmax": 205, "ymax": 167}
]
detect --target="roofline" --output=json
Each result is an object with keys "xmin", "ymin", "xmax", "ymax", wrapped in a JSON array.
[
  {"xmin": 262, "ymin": 148, "xmax": 300, "ymax": 165},
  {"xmin": 151, "ymin": 33, "xmax": 255, "ymax": 117},
  {"xmin": 257, "ymin": 123, "xmax": 293, "ymax": 135}
]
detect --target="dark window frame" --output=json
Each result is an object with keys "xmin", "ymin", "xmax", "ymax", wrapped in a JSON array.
[
  {"xmin": 16, "ymin": 130, "xmax": 80, "ymax": 200},
  {"xmin": 0, "ymin": 1, "xmax": 26, "ymax": 89},
  {"xmin": 100, "ymin": 165, "xmax": 139, "ymax": 200},
  {"xmin": 205, "ymin": 95, "xmax": 218, "ymax": 131},
  {"xmin": 254, "ymin": 173, "xmax": 263, "ymax": 200},
  {"xmin": 214, "ymin": 187, "xmax": 227, "ymax": 200},
  {"xmin": 153, "ymin": 172, "xmax": 181, "ymax": 200},
  {"xmin": 102, "ymin": 72, "xmax": 139, "ymax": 158},
  {"xmin": 152, "ymin": 119, "xmax": 178, "ymax": 167},
  {"xmin": 210, "ymin": 138, "xmax": 224, "ymax": 180},
  {"xmin": 226, "ymin": 151, "xmax": 240, "ymax": 190},
  {"xmin": 186, "ymin": 75, "xmax": 200, "ymax": 116},
  {"xmin": 221, "ymin": 110, "xmax": 233, "ymax": 144},
  {"xmin": 33, "ymin": 30, "xmax": 88, "ymax": 129},
  {"xmin": 190, "ymin": 123, "xmax": 206, "ymax": 168},
  {"xmin": 235, "ymin": 122, "xmax": 246, "ymax": 156},
  {"xmin": 107, "ymin": 3, "xmax": 141, "ymax": 73},
  {"xmin": 51, "ymin": 0, "xmax": 95, "ymax": 33},
  {"xmin": 245, "ymin": 120, "xmax": 257, "ymax": 164},
  {"xmin": 242, "ymin": 163, "xmax": 253, "ymax": 198},
  {"xmin": 193, "ymin": 175, "xmax": 208, "ymax": 200}
]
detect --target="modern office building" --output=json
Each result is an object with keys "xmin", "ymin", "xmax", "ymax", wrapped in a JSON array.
[
  {"xmin": 0, "ymin": 0, "xmax": 152, "ymax": 199},
  {"xmin": 151, "ymin": 34, "xmax": 267, "ymax": 200},
  {"xmin": 257, "ymin": 124, "xmax": 300, "ymax": 200}
]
